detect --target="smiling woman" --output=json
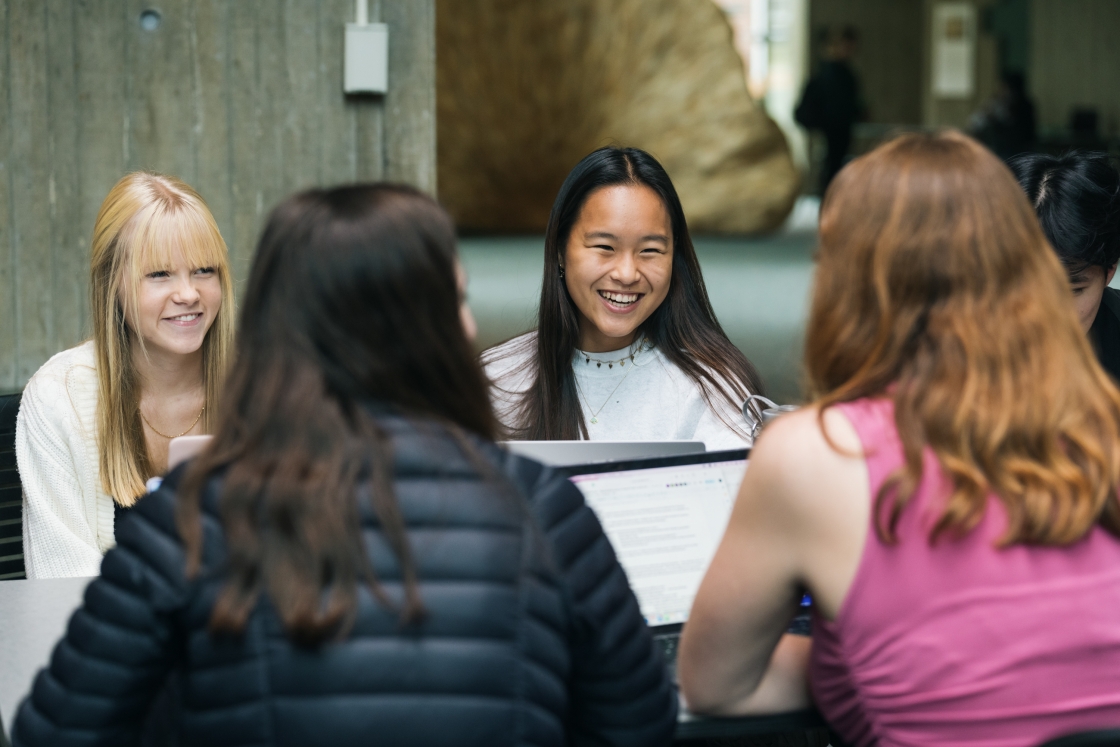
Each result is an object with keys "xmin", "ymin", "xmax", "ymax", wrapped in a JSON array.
[
  {"xmin": 483, "ymin": 146, "xmax": 764, "ymax": 447},
  {"xmin": 561, "ymin": 184, "xmax": 674, "ymax": 353},
  {"xmin": 15, "ymin": 172, "xmax": 234, "ymax": 578}
]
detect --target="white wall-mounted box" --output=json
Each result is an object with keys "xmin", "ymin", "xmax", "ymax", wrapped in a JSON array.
[{"xmin": 344, "ymin": 22, "xmax": 388, "ymax": 94}]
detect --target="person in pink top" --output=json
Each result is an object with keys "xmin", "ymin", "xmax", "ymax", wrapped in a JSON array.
[{"xmin": 678, "ymin": 130, "xmax": 1120, "ymax": 746}]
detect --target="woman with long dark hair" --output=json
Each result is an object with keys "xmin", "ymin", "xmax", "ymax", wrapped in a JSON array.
[
  {"xmin": 484, "ymin": 146, "xmax": 764, "ymax": 448},
  {"xmin": 678, "ymin": 132, "xmax": 1120, "ymax": 744},
  {"xmin": 12, "ymin": 185, "xmax": 676, "ymax": 747}
]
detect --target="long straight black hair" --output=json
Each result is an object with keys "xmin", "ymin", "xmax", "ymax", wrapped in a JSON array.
[
  {"xmin": 177, "ymin": 184, "xmax": 496, "ymax": 644},
  {"xmin": 498, "ymin": 146, "xmax": 764, "ymax": 440}
]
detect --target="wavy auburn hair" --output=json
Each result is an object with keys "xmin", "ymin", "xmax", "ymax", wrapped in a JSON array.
[{"xmin": 808, "ymin": 131, "xmax": 1120, "ymax": 546}]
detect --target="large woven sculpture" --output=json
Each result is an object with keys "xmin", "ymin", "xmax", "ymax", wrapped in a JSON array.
[{"xmin": 437, "ymin": 0, "xmax": 800, "ymax": 233}]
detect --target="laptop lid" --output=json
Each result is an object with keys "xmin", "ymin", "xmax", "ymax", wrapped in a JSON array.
[
  {"xmin": 167, "ymin": 434, "xmax": 213, "ymax": 471},
  {"xmin": 563, "ymin": 449, "xmax": 749, "ymax": 634},
  {"xmin": 501, "ymin": 440, "xmax": 705, "ymax": 467}
]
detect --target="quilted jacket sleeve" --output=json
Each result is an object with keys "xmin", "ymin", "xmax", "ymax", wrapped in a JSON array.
[
  {"xmin": 11, "ymin": 486, "xmax": 188, "ymax": 747},
  {"xmin": 515, "ymin": 459, "xmax": 678, "ymax": 747}
]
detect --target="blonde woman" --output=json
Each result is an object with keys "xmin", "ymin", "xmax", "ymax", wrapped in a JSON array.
[{"xmin": 16, "ymin": 172, "xmax": 233, "ymax": 578}]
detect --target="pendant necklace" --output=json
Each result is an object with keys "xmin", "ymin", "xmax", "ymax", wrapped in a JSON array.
[{"xmin": 575, "ymin": 339, "xmax": 650, "ymax": 424}]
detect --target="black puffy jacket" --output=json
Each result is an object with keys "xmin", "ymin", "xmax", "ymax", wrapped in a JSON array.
[{"xmin": 12, "ymin": 417, "xmax": 677, "ymax": 746}]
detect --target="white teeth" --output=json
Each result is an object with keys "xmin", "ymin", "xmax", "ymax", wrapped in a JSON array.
[
  {"xmin": 168, "ymin": 314, "xmax": 200, "ymax": 322},
  {"xmin": 600, "ymin": 291, "xmax": 639, "ymax": 305}
]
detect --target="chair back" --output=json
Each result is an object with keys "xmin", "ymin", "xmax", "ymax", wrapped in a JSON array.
[
  {"xmin": 0, "ymin": 393, "xmax": 25, "ymax": 579},
  {"xmin": 1038, "ymin": 729, "xmax": 1120, "ymax": 747}
]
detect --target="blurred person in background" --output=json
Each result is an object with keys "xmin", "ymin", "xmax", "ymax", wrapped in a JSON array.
[
  {"xmin": 1011, "ymin": 151, "xmax": 1120, "ymax": 380},
  {"xmin": 678, "ymin": 132, "xmax": 1120, "ymax": 746},
  {"xmin": 16, "ymin": 172, "xmax": 233, "ymax": 578},
  {"xmin": 12, "ymin": 184, "xmax": 677, "ymax": 747},
  {"xmin": 795, "ymin": 26, "xmax": 865, "ymax": 194},
  {"xmin": 484, "ymin": 146, "xmax": 763, "ymax": 449},
  {"xmin": 970, "ymin": 71, "xmax": 1037, "ymax": 161}
]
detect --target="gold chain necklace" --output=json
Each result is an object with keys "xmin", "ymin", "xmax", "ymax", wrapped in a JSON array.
[{"xmin": 139, "ymin": 405, "xmax": 205, "ymax": 439}]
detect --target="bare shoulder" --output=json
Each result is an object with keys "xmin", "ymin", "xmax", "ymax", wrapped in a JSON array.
[
  {"xmin": 743, "ymin": 405, "xmax": 870, "ymax": 617},
  {"xmin": 747, "ymin": 405, "xmax": 864, "ymax": 502}
]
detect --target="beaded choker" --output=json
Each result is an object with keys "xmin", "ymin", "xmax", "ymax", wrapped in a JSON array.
[{"xmin": 578, "ymin": 339, "xmax": 652, "ymax": 369}]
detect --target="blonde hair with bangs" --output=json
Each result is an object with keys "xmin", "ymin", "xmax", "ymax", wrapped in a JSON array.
[{"xmin": 90, "ymin": 172, "xmax": 234, "ymax": 506}]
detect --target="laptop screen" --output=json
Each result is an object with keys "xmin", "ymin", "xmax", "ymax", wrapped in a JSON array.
[{"xmin": 567, "ymin": 451, "xmax": 748, "ymax": 627}]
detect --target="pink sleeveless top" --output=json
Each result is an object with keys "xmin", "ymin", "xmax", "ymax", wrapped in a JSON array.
[{"xmin": 811, "ymin": 398, "xmax": 1120, "ymax": 747}]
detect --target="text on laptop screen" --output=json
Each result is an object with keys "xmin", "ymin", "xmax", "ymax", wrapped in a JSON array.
[{"xmin": 569, "ymin": 458, "xmax": 747, "ymax": 626}]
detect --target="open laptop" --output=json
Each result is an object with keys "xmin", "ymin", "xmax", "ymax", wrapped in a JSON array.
[
  {"xmin": 501, "ymin": 440, "xmax": 705, "ymax": 467},
  {"xmin": 167, "ymin": 438, "xmax": 702, "ymax": 473},
  {"xmin": 563, "ymin": 450, "xmax": 813, "ymax": 677},
  {"xmin": 563, "ymin": 450, "xmax": 749, "ymax": 677},
  {"xmin": 168, "ymin": 435, "xmax": 213, "ymax": 470}
]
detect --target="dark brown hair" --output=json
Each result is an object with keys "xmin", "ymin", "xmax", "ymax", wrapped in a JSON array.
[
  {"xmin": 807, "ymin": 130, "xmax": 1120, "ymax": 546},
  {"xmin": 493, "ymin": 146, "xmax": 763, "ymax": 440},
  {"xmin": 177, "ymin": 184, "xmax": 496, "ymax": 643}
]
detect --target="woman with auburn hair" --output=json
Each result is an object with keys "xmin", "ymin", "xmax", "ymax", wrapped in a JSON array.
[
  {"xmin": 16, "ymin": 172, "xmax": 233, "ymax": 578},
  {"xmin": 484, "ymin": 146, "xmax": 763, "ymax": 448},
  {"xmin": 679, "ymin": 131, "xmax": 1120, "ymax": 745},
  {"xmin": 12, "ymin": 184, "xmax": 676, "ymax": 746}
]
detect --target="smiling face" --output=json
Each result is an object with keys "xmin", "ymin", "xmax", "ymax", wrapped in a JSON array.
[
  {"xmin": 562, "ymin": 184, "xmax": 674, "ymax": 352},
  {"xmin": 1069, "ymin": 262, "xmax": 1118, "ymax": 334},
  {"xmin": 121, "ymin": 242, "xmax": 222, "ymax": 360}
]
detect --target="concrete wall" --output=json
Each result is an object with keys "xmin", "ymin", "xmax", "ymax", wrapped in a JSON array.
[
  {"xmin": 0, "ymin": 0, "xmax": 435, "ymax": 392},
  {"xmin": 1031, "ymin": 0, "xmax": 1120, "ymax": 137}
]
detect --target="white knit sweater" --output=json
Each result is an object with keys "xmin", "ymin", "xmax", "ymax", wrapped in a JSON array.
[
  {"xmin": 483, "ymin": 333, "xmax": 755, "ymax": 450},
  {"xmin": 16, "ymin": 341, "xmax": 115, "ymax": 578}
]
